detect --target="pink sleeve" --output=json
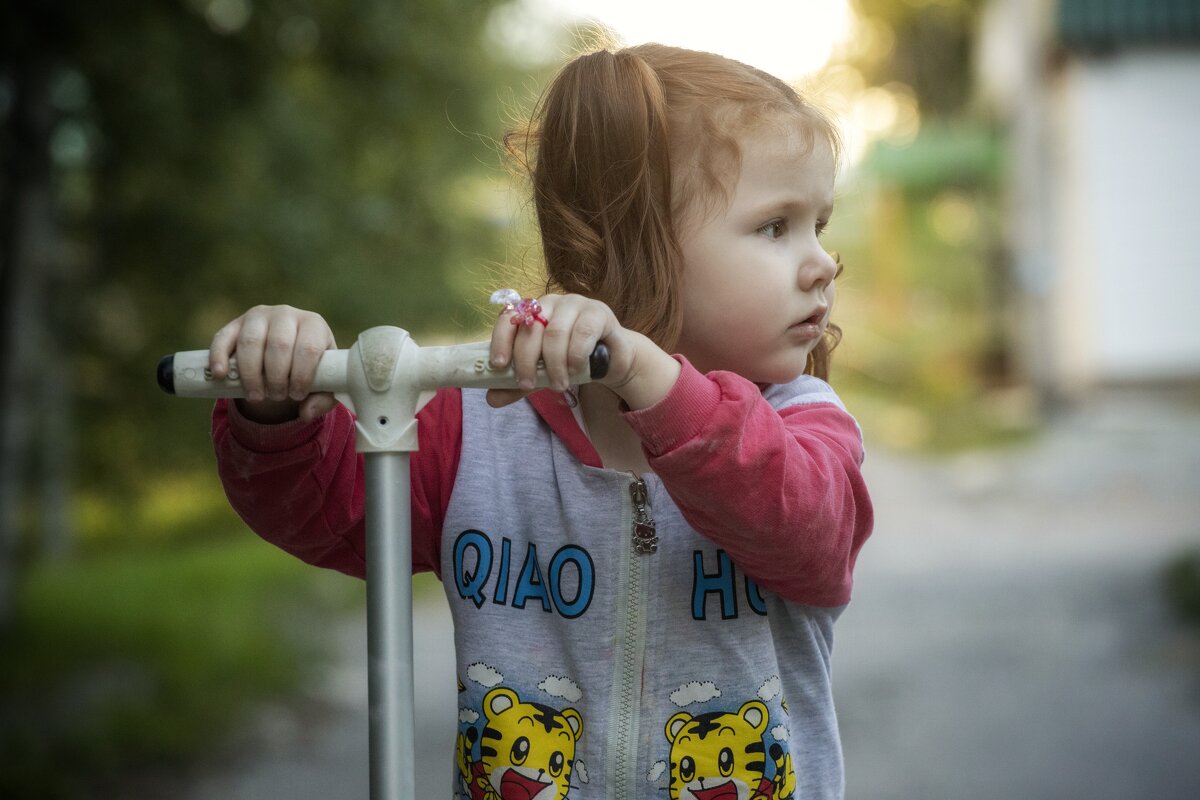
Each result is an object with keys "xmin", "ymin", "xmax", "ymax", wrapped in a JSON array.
[
  {"xmin": 212, "ymin": 389, "xmax": 462, "ymax": 580},
  {"xmin": 623, "ymin": 358, "xmax": 873, "ymax": 607}
]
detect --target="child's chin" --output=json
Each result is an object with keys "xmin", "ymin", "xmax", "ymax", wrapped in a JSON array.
[{"xmin": 747, "ymin": 357, "xmax": 812, "ymax": 386}]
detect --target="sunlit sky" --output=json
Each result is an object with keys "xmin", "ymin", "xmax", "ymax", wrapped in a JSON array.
[
  {"xmin": 493, "ymin": 0, "xmax": 904, "ymax": 164},
  {"xmin": 529, "ymin": 0, "xmax": 854, "ymax": 81}
]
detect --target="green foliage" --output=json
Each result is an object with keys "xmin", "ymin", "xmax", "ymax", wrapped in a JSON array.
[
  {"xmin": 3, "ymin": 0, "xmax": 535, "ymax": 495},
  {"xmin": 864, "ymin": 121, "xmax": 1004, "ymax": 194},
  {"xmin": 0, "ymin": 535, "xmax": 360, "ymax": 798},
  {"xmin": 0, "ymin": 4, "xmax": 544, "ymax": 789},
  {"xmin": 848, "ymin": 0, "xmax": 987, "ymax": 117},
  {"xmin": 826, "ymin": 122, "xmax": 1033, "ymax": 452}
]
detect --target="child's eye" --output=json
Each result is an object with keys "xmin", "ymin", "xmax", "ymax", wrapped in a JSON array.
[
  {"xmin": 816, "ymin": 219, "xmax": 829, "ymax": 237},
  {"xmin": 758, "ymin": 219, "xmax": 786, "ymax": 240}
]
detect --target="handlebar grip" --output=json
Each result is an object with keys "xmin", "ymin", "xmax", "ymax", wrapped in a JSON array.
[
  {"xmin": 589, "ymin": 342, "xmax": 610, "ymax": 381},
  {"xmin": 157, "ymin": 354, "xmax": 177, "ymax": 395}
]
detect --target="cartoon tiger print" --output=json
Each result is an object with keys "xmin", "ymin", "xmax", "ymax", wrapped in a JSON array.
[
  {"xmin": 462, "ymin": 686, "xmax": 583, "ymax": 800},
  {"xmin": 665, "ymin": 700, "xmax": 795, "ymax": 800}
]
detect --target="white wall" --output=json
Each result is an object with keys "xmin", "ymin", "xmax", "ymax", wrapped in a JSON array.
[{"xmin": 1053, "ymin": 49, "xmax": 1200, "ymax": 386}]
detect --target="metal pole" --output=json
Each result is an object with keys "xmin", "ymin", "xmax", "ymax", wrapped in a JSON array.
[{"xmin": 364, "ymin": 451, "xmax": 415, "ymax": 800}]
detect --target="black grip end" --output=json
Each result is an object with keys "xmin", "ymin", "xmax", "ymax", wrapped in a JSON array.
[
  {"xmin": 157, "ymin": 355, "xmax": 176, "ymax": 395},
  {"xmin": 589, "ymin": 342, "xmax": 610, "ymax": 381}
]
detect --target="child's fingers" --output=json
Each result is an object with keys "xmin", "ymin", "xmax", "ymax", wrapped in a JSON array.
[
  {"xmin": 539, "ymin": 299, "xmax": 578, "ymax": 392},
  {"xmin": 511, "ymin": 315, "xmax": 547, "ymax": 391},
  {"xmin": 261, "ymin": 309, "xmax": 300, "ymax": 401},
  {"xmin": 566, "ymin": 304, "xmax": 610, "ymax": 381},
  {"xmin": 209, "ymin": 318, "xmax": 242, "ymax": 380},
  {"xmin": 289, "ymin": 314, "xmax": 337, "ymax": 401},
  {"xmin": 233, "ymin": 311, "xmax": 271, "ymax": 402},
  {"xmin": 488, "ymin": 308, "xmax": 519, "ymax": 369},
  {"xmin": 543, "ymin": 297, "xmax": 614, "ymax": 388}
]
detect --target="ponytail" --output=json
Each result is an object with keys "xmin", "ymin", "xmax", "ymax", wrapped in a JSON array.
[{"xmin": 507, "ymin": 49, "xmax": 683, "ymax": 349}]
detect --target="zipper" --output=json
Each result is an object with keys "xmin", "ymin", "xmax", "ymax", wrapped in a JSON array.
[
  {"xmin": 607, "ymin": 475, "xmax": 657, "ymax": 799},
  {"xmin": 630, "ymin": 476, "xmax": 658, "ymax": 554}
]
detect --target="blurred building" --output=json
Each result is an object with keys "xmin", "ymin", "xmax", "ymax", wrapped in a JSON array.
[{"xmin": 979, "ymin": 0, "xmax": 1200, "ymax": 400}]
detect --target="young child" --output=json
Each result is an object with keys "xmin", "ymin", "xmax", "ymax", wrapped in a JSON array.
[{"xmin": 209, "ymin": 43, "xmax": 872, "ymax": 800}]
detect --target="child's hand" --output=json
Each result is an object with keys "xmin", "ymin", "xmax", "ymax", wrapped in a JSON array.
[
  {"xmin": 209, "ymin": 305, "xmax": 338, "ymax": 423},
  {"xmin": 486, "ymin": 294, "xmax": 680, "ymax": 410}
]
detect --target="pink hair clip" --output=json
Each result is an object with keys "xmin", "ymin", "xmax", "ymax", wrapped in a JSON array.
[{"xmin": 490, "ymin": 288, "xmax": 548, "ymax": 327}]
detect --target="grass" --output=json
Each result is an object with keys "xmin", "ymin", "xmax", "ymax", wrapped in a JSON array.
[{"xmin": 0, "ymin": 534, "xmax": 362, "ymax": 798}]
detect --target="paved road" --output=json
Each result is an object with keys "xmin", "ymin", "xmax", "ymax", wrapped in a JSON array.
[
  {"xmin": 180, "ymin": 392, "xmax": 1200, "ymax": 799},
  {"xmin": 836, "ymin": 394, "xmax": 1200, "ymax": 799}
]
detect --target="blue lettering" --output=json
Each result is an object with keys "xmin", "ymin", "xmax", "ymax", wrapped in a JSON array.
[
  {"xmin": 745, "ymin": 576, "xmax": 767, "ymax": 616},
  {"xmin": 453, "ymin": 531, "xmax": 595, "ymax": 619},
  {"xmin": 453, "ymin": 530, "xmax": 492, "ymax": 608},
  {"xmin": 693, "ymin": 550, "xmax": 738, "ymax": 620},
  {"xmin": 512, "ymin": 543, "xmax": 552, "ymax": 612},
  {"xmin": 493, "ymin": 537, "xmax": 512, "ymax": 606},
  {"xmin": 548, "ymin": 545, "xmax": 595, "ymax": 619}
]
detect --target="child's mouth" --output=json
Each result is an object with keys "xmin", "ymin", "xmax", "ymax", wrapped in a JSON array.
[{"xmin": 789, "ymin": 307, "xmax": 827, "ymax": 340}]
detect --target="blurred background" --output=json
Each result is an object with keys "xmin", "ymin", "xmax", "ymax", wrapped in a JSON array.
[{"xmin": 1, "ymin": 0, "xmax": 1198, "ymax": 797}]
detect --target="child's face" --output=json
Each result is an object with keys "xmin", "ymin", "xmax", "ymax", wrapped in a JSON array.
[{"xmin": 675, "ymin": 126, "xmax": 839, "ymax": 384}]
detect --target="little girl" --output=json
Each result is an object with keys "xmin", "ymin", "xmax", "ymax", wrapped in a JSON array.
[{"xmin": 209, "ymin": 44, "xmax": 872, "ymax": 800}]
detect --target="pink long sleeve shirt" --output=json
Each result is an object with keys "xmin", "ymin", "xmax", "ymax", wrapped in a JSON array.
[{"xmin": 213, "ymin": 357, "xmax": 871, "ymax": 607}]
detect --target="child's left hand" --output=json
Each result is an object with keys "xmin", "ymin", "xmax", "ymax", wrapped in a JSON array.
[{"xmin": 485, "ymin": 293, "xmax": 680, "ymax": 410}]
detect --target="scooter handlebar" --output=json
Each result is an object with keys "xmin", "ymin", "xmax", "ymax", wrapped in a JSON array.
[{"xmin": 157, "ymin": 338, "xmax": 610, "ymax": 398}]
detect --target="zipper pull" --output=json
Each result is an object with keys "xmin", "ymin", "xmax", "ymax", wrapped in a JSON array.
[{"xmin": 629, "ymin": 477, "xmax": 658, "ymax": 555}]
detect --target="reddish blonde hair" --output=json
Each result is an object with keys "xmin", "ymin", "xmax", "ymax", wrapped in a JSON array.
[{"xmin": 506, "ymin": 43, "xmax": 843, "ymax": 379}]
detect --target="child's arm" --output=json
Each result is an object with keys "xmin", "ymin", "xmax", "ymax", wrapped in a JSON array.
[
  {"xmin": 623, "ymin": 359, "xmax": 873, "ymax": 608},
  {"xmin": 208, "ymin": 305, "xmax": 461, "ymax": 578},
  {"xmin": 214, "ymin": 399, "xmax": 369, "ymax": 575},
  {"xmin": 483, "ymin": 294, "xmax": 869, "ymax": 606},
  {"xmin": 213, "ymin": 393, "xmax": 460, "ymax": 578}
]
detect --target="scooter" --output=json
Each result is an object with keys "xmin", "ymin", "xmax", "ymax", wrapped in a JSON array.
[{"xmin": 158, "ymin": 325, "xmax": 608, "ymax": 799}]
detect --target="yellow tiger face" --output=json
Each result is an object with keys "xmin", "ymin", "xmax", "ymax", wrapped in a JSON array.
[
  {"xmin": 479, "ymin": 687, "xmax": 583, "ymax": 800},
  {"xmin": 665, "ymin": 701, "xmax": 771, "ymax": 800}
]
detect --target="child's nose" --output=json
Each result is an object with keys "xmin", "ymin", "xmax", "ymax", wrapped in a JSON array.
[{"xmin": 798, "ymin": 248, "xmax": 838, "ymax": 291}]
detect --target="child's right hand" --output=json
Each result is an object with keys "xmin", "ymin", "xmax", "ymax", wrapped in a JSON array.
[{"xmin": 209, "ymin": 304, "xmax": 338, "ymax": 423}]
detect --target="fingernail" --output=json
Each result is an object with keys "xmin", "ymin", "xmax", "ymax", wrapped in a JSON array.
[
  {"xmin": 518, "ymin": 377, "xmax": 534, "ymax": 391},
  {"xmin": 248, "ymin": 390, "xmax": 264, "ymax": 402},
  {"xmin": 491, "ymin": 354, "xmax": 508, "ymax": 367}
]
